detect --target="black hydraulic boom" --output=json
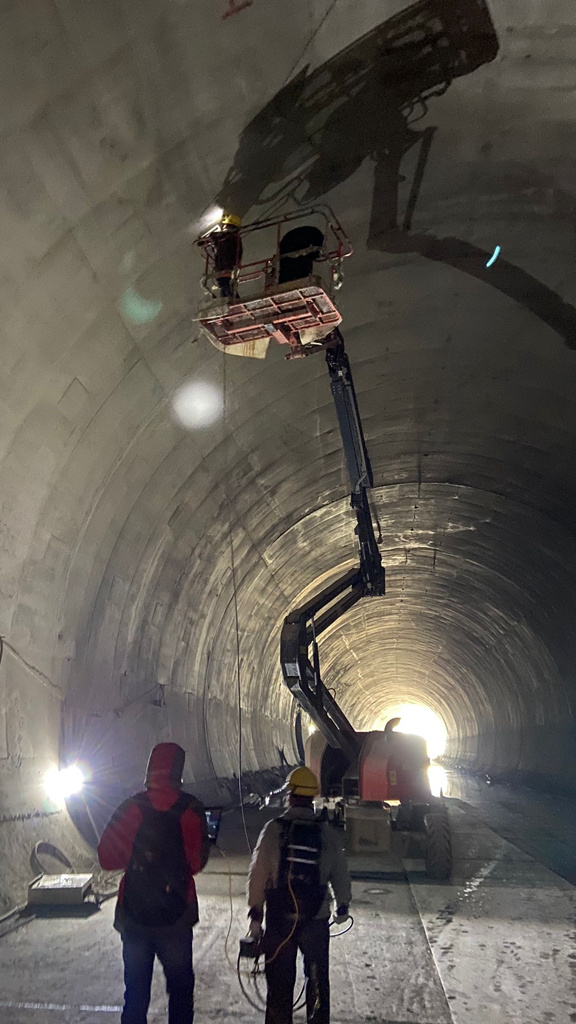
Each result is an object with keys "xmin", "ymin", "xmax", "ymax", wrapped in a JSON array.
[
  {"xmin": 325, "ymin": 329, "xmax": 384, "ymax": 595},
  {"xmin": 281, "ymin": 328, "xmax": 385, "ymax": 754}
]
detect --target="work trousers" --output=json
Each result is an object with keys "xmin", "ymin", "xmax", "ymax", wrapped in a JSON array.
[
  {"xmin": 264, "ymin": 916, "xmax": 330, "ymax": 1024},
  {"xmin": 217, "ymin": 275, "xmax": 233, "ymax": 297},
  {"xmin": 120, "ymin": 921, "xmax": 194, "ymax": 1024}
]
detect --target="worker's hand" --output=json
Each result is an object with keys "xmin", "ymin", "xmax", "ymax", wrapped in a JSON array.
[
  {"xmin": 333, "ymin": 904, "xmax": 351, "ymax": 925},
  {"xmin": 249, "ymin": 918, "xmax": 263, "ymax": 940}
]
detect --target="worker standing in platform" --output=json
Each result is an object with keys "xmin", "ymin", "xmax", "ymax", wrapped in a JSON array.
[
  {"xmin": 198, "ymin": 212, "xmax": 243, "ymax": 298},
  {"xmin": 246, "ymin": 767, "xmax": 351, "ymax": 1024},
  {"xmin": 98, "ymin": 743, "xmax": 210, "ymax": 1024}
]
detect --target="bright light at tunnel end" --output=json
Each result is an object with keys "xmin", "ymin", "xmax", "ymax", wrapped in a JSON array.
[
  {"xmin": 375, "ymin": 703, "xmax": 447, "ymax": 760},
  {"xmin": 428, "ymin": 763, "xmax": 447, "ymax": 798},
  {"xmin": 172, "ymin": 380, "xmax": 224, "ymax": 429},
  {"xmin": 44, "ymin": 764, "xmax": 85, "ymax": 802}
]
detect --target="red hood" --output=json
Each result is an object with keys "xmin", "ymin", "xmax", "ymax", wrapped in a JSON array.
[{"xmin": 145, "ymin": 742, "xmax": 185, "ymax": 790}]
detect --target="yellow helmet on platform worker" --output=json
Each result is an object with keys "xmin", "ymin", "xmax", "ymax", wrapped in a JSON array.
[{"xmin": 221, "ymin": 212, "xmax": 242, "ymax": 229}]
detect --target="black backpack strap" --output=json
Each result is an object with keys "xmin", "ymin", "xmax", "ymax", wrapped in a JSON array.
[
  {"xmin": 274, "ymin": 818, "xmax": 322, "ymax": 838},
  {"xmin": 133, "ymin": 792, "xmax": 152, "ymax": 815},
  {"xmin": 170, "ymin": 792, "xmax": 193, "ymax": 817},
  {"xmin": 275, "ymin": 818, "xmax": 324, "ymax": 861},
  {"xmin": 274, "ymin": 818, "xmax": 292, "ymax": 846},
  {"xmin": 181, "ymin": 792, "xmax": 206, "ymax": 818},
  {"xmin": 134, "ymin": 791, "xmax": 192, "ymax": 817}
]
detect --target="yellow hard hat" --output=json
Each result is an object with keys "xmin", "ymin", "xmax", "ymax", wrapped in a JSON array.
[
  {"xmin": 221, "ymin": 212, "xmax": 242, "ymax": 228},
  {"xmin": 286, "ymin": 766, "xmax": 320, "ymax": 797}
]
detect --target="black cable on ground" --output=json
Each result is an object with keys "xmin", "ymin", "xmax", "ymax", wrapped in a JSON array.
[
  {"xmin": 30, "ymin": 841, "xmax": 73, "ymax": 877},
  {"xmin": 0, "ymin": 908, "xmax": 37, "ymax": 940},
  {"xmin": 252, "ymin": 965, "xmax": 306, "ymax": 1011},
  {"xmin": 237, "ymin": 955, "xmax": 267, "ymax": 1013},
  {"xmin": 90, "ymin": 885, "xmax": 119, "ymax": 905},
  {"xmin": 237, "ymin": 912, "xmax": 354, "ymax": 1012},
  {"xmin": 0, "ymin": 837, "xmax": 78, "ymax": 937},
  {"xmin": 329, "ymin": 915, "xmax": 354, "ymax": 936},
  {"xmin": 0, "ymin": 903, "xmax": 28, "ymax": 928}
]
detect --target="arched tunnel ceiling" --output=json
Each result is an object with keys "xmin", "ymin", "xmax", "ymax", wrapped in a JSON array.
[{"xmin": 2, "ymin": 0, "xmax": 576, "ymax": 859}]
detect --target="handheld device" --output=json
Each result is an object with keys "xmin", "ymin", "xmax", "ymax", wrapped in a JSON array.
[
  {"xmin": 204, "ymin": 807, "xmax": 223, "ymax": 843},
  {"xmin": 239, "ymin": 934, "xmax": 263, "ymax": 959}
]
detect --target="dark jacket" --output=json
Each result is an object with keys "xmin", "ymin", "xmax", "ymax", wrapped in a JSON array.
[
  {"xmin": 247, "ymin": 805, "xmax": 351, "ymax": 921},
  {"xmin": 201, "ymin": 227, "xmax": 243, "ymax": 276},
  {"xmin": 98, "ymin": 743, "xmax": 210, "ymax": 931}
]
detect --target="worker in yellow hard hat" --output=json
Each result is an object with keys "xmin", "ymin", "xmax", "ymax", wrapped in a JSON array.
[
  {"xmin": 284, "ymin": 766, "xmax": 320, "ymax": 796},
  {"xmin": 221, "ymin": 212, "xmax": 242, "ymax": 228},
  {"xmin": 246, "ymin": 765, "xmax": 351, "ymax": 1024},
  {"xmin": 198, "ymin": 211, "xmax": 243, "ymax": 299}
]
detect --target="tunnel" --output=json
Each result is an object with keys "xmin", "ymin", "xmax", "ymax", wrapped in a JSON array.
[{"xmin": 1, "ymin": 1, "xmax": 576, "ymax": 1021}]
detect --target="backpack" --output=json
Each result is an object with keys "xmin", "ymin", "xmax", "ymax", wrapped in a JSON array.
[
  {"xmin": 123, "ymin": 792, "xmax": 191, "ymax": 927},
  {"xmin": 266, "ymin": 819, "xmax": 327, "ymax": 921}
]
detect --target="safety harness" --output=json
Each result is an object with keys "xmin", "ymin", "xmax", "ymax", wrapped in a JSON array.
[{"xmin": 265, "ymin": 818, "xmax": 327, "ymax": 921}]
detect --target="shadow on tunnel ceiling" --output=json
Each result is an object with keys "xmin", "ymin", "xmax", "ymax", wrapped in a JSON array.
[{"xmin": 217, "ymin": 0, "xmax": 576, "ymax": 350}]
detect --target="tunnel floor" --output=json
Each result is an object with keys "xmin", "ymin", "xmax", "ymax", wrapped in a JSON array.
[{"xmin": 0, "ymin": 803, "xmax": 575, "ymax": 1024}]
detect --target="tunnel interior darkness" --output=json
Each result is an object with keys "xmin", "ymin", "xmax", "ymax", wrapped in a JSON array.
[{"xmin": 2, "ymin": 0, "xmax": 576, "ymax": 909}]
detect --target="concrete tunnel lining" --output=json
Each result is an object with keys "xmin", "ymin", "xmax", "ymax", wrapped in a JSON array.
[{"xmin": 2, "ymin": 0, "xmax": 576, "ymax": 912}]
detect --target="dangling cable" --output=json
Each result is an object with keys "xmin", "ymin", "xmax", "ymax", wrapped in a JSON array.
[
  {"xmin": 231, "ymin": 516, "xmax": 252, "ymax": 856},
  {"xmin": 263, "ymin": 823, "xmax": 300, "ymax": 967},
  {"xmin": 219, "ymin": 846, "xmax": 236, "ymax": 970},
  {"xmin": 222, "ymin": 351, "xmax": 252, "ymax": 857},
  {"xmin": 280, "ymin": 0, "xmax": 340, "ymax": 87},
  {"xmin": 237, "ymin": 955, "xmax": 267, "ymax": 1012}
]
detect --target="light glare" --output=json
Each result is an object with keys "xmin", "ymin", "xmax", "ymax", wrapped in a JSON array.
[
  {"xmin": 45, "ymin": 765, "xmax": 85, "ymax": 801},
  {"xmin": 392, "ymin": 704, "xmax": 447, "ymax": 759},
  {"xmin": 428, "ymin": 764, "xmax": 448, "ymax": 797},
  {"xmin": 172, "ymin": 380, "xmax": 223, "ymax": 429},
  {"xmin": 374, "ymin": 703, "xmax": 447, "ymax": 759},
  {"xmin": 192, "ymin": 205, "xmax": 224, "ymax": 235}
]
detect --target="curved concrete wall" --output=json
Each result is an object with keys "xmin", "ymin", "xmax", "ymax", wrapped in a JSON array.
[{"xmin": 1, "ymin": 0, "xmax": 576, "ymax": 908}]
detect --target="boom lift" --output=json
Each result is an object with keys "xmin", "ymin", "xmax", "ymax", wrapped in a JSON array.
[
  {"xmin": 280, "ymin": 328, "xmax": 451, "ymax": 878},
  {"xmin": 195, "ymin": 210, "xmax": 452, "ymax": 878},
  {"xmin": 195, "ymin": 206, "xmax": 350, "ymax": 359}
]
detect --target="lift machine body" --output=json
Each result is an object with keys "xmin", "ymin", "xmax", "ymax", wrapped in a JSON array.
[
  {"xmin": 195, "ymin": 210, "xmax": 452, "ymax": 878},
  {"xmin": 278, "ymin": 332, "xmax": 451, "ymax": 875}
]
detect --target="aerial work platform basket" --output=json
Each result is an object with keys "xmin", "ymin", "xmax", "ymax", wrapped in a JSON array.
[{"xmin": 195, "ymin": 206, "xmax": 352, "ymax": 358}]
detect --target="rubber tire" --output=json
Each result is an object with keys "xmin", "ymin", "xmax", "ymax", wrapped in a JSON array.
[{"xmin": 424, "ymin": 812, "xmax": 453, "ymax": 880}]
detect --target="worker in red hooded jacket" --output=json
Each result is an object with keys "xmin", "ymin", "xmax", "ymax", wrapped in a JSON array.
[{"xmin": 98, "ymin": 743, "xmax": 210, "ymax": 1024}]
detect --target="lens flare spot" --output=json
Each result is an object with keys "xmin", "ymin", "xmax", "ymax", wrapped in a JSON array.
[
  {"xmin": 172, "ymin": 380, "xmax": 223, "ymax": 429},
  {"xmin": 120, "ymin": 287, "xmax": 163, "ymax": 325}
]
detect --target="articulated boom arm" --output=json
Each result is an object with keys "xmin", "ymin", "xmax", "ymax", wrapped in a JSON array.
[
  {"xmin": 280, "ymin": 329, "xmax": 385, "ymax": 757},
  {"xmin": 281, "ymin": 570, "xmax": 362, "ymax": 762},
  {"xmin": 325, "ymin": 329, "xmax": 385, "ymax": 594}
]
